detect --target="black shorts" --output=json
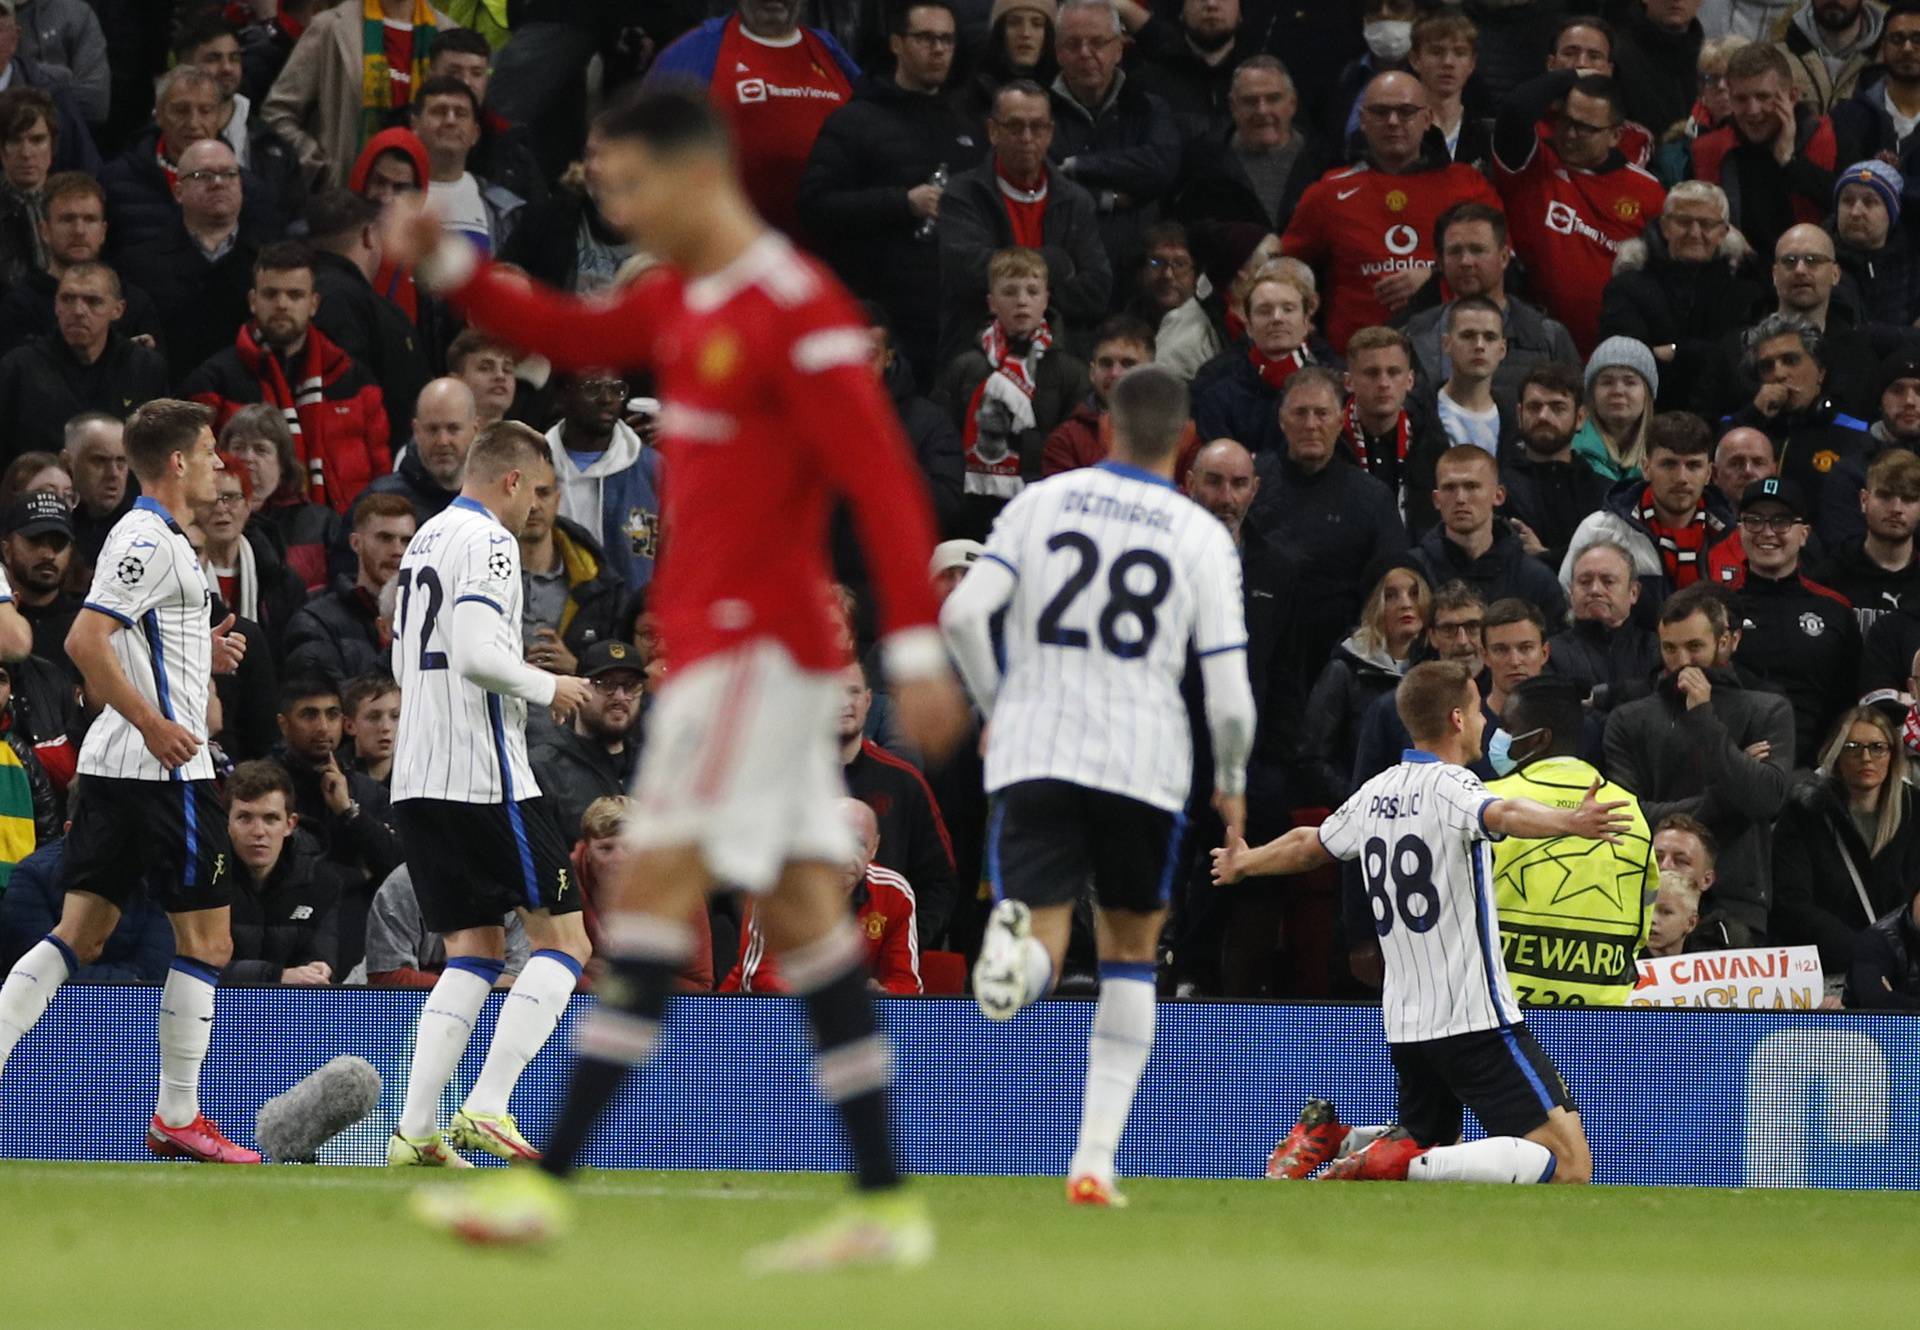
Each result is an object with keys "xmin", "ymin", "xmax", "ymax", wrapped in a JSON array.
[
  {"xmin": 1389, "ymin": 1023, "xmax": 1578, "ymax": 1146},
  {"xmin": 393, "ymin": 796, "xmax": 580, "ymax": 934},
  {"xmin": 64, "ymin": 776, "xmax": 233, "ymax": 914},
  {"xmin": 987, "ymin": 779, "xmax": 1188, "ymax": 914}
]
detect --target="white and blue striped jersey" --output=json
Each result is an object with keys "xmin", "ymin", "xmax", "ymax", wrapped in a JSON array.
[
  {"xmin": 1317, "ymin": 753, "xmax": 1526, "ymax": 1043},
  {"xmin": 392, "ymin": 496, "xmax": 541, "ymax": 805},
  {"xmin": 974, "ymin": 460, "xmax": 1247, "ymax": 813},
  {"xmin": 77, "ymin": 498, "xmax": 215, "ymax": 783}
]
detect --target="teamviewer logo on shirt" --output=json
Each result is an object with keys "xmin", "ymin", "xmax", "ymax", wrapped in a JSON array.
[{"xmin": 737, "ymin": 78, "xmax": 768, "ymax": 104}]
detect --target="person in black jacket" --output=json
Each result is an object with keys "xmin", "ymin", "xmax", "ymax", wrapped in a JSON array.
[
  {"xmin": 1500, "ymin": 363, "xmax": 1611, "ymax": 573},
  {"xmin": 190, "ymin": 458, "xmax": 306, "ymax": 665},
  {"xmin": 1412, "ymin": 445, "xmax": 1571, "ymax": 626},
  {"xmin": 306, "ymin": 190, "xmax": 429, "ymax": 445},
  {"xmin": 0, "ymin": 263, "xmax": 168, "ymax": 457},
  {"xmin": 1122, "ymin": 0, "xmax": 1261, "ymax": 143},
  {"xmin": 1611, "ymin": 0, "xmax": 1705, "ymax": 139},
  {"xmin": 1171, "ymin": 57, "xmax": 1328, "ymax": 241},
  {"xmin": 838, "ymin": 658, "xmax": 961, "ymax": 947},
  {"xmin": 1549, "ymin": 539, "xmax": 1660, "ymax": 708},
  {"xmin": 530, "ymin": 641, "xmax": 643, "ymax": 848},
  {"xmin": 798, "ymin": 1, "xmax": 987, "ymax": 386},
  {"xmin": 1827, "ymin": 160, "xmax": 1920, "ymax": 329},
  {"xmin": 0, "ymin": 840, "xmax": 171, "ymax": 983},
  {"xmin": 282, "ymin": 493, "xmax": 413, "ymax": 683},
  {"xmin": 365, "ymin": 378, "xmax": 476, "ymax": 525},
  {"xmin": 1773, "ymin": 707, "xmax": 1920, "ymax": 976},
  {"xmin": 1301, "ymin": 556, "xmax": 1430, "ymax": 808},
  {"xmin": 0, "ymin": 172, "xmax": 161, "ymax": 359},
  {"xmin": 1192, "ymin": 259, "xmax": 1335, "ymax": 458},
  {"xmin": 937, "ymin": 81, "xmax": 1112, "ymax": 357},
  {"xmin": 224, "ymin": 759, "xmax": 340, "ymax": 987},
  {"xmin": 1, "ymin": 490, "xmax": 78, "ymax": 675},
  {"xmin": 426, "ymin": 26, "xmax": 547, "ymax": 207},
  {"xmin": 1811, "ymin": 446, "xmax": 1920, "ymax": 635},
  {"xmin": 1847, "ymin": 880, "xmax": 1920, "ymax": 1008},
  {"xmin": 175, "ymin": 14, "xmax": 307, "ymax": 227},
  {"xmin": 1249, "ymin": 368, "xmax": 1412, "ymax": 688},
  {"xmin": 1599, "ymin": 184, "xmax": 1767, "ymax": 416},
  {"xmin": 496, "ymin": 143, "xmax": 633, "ymax": 296}
]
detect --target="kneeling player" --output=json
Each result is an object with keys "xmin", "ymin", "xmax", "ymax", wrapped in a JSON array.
[
  {"xmin": 1214, "ymin": 661, "xmax": 1621, "ymax": 1185},
  {"xmin": 942, "ymin": 364, "xmax": 1254, "ymax": 1206}
]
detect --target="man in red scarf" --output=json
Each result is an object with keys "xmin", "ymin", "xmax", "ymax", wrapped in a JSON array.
[{"xmin": 181, "ymin": 242, "xmax": 391, "ymax": 513}]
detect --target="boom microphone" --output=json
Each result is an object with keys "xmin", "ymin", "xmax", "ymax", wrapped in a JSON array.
[{"xmin": 254, "ymin": 1055, "xmax": 382, "ymax": 1163}]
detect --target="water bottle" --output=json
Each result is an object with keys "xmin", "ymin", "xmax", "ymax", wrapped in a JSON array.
[{"xmin": 914, "ymin": 162, "xmax": 948, "ymax": 241}]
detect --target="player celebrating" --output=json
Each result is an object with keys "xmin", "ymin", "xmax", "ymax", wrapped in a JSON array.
[
  {"xmin": 380, "ymin": 87, "xmax": 968, "ymax": 1263},
  {"xmin": 384, "ymin": 421, "xmax": 594, "ymax": 1169},
  {"xmin": 940, "ymin": 364, "xmax": 1255, "ymax": 1207},
  {"xmin": 1213, "ymin": 661, "xmax": 1627, "ymax": 1186},
  {"xmin": 0, "ymin": 400, "xmax": 256, "ymax": 1162}
]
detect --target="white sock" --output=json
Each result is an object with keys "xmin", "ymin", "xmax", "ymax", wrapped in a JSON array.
[
  {"xmin": 1410, "ymin": 1136, "xmax": 1556, "ymax": 1184},
  {"xmin": 1017, "ymin": 937, "xmax": 1053, "ymax": 1009},
  {"xmin": 0, "ymin": 937, "xmax": 75, "ymax": 1074},
  {"xmin": 1068, "ymin": 965, "xmax": 1156, "ymax": 1181},
  {"xmin": 462, "ymin": 950, "xmax": 581, "ymax": 1119},
  {"xmin": 397, "ymin": 959, "xmax": 499, "ymax": 1139},
  {"xmin": 155, "ymin": 959, "xmax": 219, "ymax": 1127}
]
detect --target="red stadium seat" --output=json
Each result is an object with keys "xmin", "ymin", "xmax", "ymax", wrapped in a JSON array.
[{"xmin": 920, "ymin": 950, "xmax": 967, "ymax": 996}]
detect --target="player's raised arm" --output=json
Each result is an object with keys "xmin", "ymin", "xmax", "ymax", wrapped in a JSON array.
[
  {"xmin": 1211, "ymin": 825, "xmax": 1336, "ymax": 885},
  {"xmin": 1483, "ymin": 780, "xmax": 1633, "ymax": 843}
]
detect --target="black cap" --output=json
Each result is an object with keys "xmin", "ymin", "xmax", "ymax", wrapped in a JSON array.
[
  {"xmin": 1740, "ymin": 475, "xmax": 1808, "ymax": 518},
  {"xmin": 4, "ymin": 491, "xmax": 74, "ymax": 540},
  {"xmin": 1877, "ymin": 348, "xmax": 1920, "ymax": 401},
  {"xmin": 579, "ymin": 639, "xmax": 644, "ymax": 679}
]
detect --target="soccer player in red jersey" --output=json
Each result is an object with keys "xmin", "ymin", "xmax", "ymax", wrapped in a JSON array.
[
  {"xmin": 1280, "ymin": 72, "xmax": 1503, "ymax": 352},
  {"xmin": 1493, "ymin": 71, "xmax": 1666, "ymax": 355},
  {"xmin": 385, "ymin": 87, "xmax": 970, "ymax": 1267}
]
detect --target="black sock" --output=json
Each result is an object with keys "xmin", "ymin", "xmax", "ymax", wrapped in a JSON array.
[
  {"xmin": 791, "ymin": 927, "xmax": 901, "ymax": 1192},
  {"xmin": 540, "ymin": 921, "xmax": 686, "ymax": 1179}
]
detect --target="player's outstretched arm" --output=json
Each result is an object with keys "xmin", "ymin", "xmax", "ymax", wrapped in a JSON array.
[
  {"xmin": 937, "ymin": 556, "xmax": 1015, "ymax": 715},
  {"xmin": 1484, "ymin": 781, "xmax": 1633, "ymax": 843},
  {"xmin": 66, "ymin": 609, "xmax": 199, "ymax": 769},
  {"xmin": 445, "ymin": 599, "xmax": 566, "ymax": 707},
  {"xmin": 1211, "ymin": 826, "xmax": 1335, "ymax": 885},
  {"xmin": 0, "ymin": 599, "xmax": 30, "ymax": 663}
]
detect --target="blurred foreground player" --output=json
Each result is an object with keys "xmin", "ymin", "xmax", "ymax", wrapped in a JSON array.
[
  {"xmin": 383, "ymin": 422, "xmax": 594, "ymax": 1170},
  {"xmin": 1214, "ymin": 661, "xmax": 1624, "ymax": 1186},
  {"xmin": 0, "ymin": 401, "xmax": 255, "ymax": 1162},
  {"xmin": 940, "ymin": 364, "xmax": 1254, "ymax": 1207},
  {"xmin": 382, "ymin": 87, "xmax": 968, "ymax": 1264}
]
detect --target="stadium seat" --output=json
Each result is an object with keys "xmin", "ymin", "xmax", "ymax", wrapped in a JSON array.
[{"xmin": 920, "ymin": 950, "xmax": 967, "ymax": 996}]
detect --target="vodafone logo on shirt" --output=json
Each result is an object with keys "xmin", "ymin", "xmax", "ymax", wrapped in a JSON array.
[
  {"xmin": 734, "ymin": 77, "xmax": 845, "ymax": 105},
  {"xmin": 1384, "ymin": 225, "xmax": 1418, "ymax": 256}
]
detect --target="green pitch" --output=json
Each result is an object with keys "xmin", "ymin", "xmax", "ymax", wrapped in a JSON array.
[{"xmin": 2, "ymin": 1165, "xmax": 1914, "ymax": 1329}]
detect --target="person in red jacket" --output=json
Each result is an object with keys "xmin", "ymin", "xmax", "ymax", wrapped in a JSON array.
[
  {"xmin": 1690, "ymin": 42, "xmax": 1838, "ymax": 264},
  {"xmin": 181, "ymin": 241, "xmax": 392, "ymax": 514},
  {"xmin": 723, "ymin": 798, "xmax": 922, "ymax": 996}
]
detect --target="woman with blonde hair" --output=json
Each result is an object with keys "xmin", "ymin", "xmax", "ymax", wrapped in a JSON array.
[
  {"xmin": 1301, "ymin": 557, "xmax": 1432, "ymax": 806},
  {"xmin": 1773, "ymin": 706, "xmax": 1920, "ymax": 976}
]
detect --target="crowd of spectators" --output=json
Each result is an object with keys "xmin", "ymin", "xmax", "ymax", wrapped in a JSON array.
[{"xmin": 0, "ymin": 0, "xmax": 1918, "ymax": 1014}]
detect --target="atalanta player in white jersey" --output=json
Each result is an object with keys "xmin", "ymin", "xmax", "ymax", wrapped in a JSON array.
[
  {"xmin": 382, "ymin": 87, "xmax": 969, "ymax": 1264},
  {"xmin": 1214, "ymin": 661, "xmax": 1628, "ymax": 1186},
  {"xmin": 941, "ymin": 365, "xmax": 1255, "ymax": 1208},
  {"xmin": 0, "ymin": 401, "xmax": 256, "ymax": 1162},
  {"xmin": 384, "ymin": 421, "xmax": 596, "ymax": 1170}
]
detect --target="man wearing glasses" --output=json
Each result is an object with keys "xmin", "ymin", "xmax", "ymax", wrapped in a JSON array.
[
  {"xmin": 1833, "ymin": 0, "xmax": 1920, "ymax": 163},
  {"xmin": 531, "ymin": 641, "xmax": 646, "ymax": 850},
  {"xmin": 1726, "ymin": 476, "xmax": 1862, "ymax": 766},
  {"xmin": 1278, "ymin": 70, "xmax": 1501, "ymax": 353},
  {"xmin": 799, "ymin": 0, "xmax": 983, "ymax": 385},
  {"xmin": 1490, "ymin": 70, "xmax": 1666, "ymax": 355}
]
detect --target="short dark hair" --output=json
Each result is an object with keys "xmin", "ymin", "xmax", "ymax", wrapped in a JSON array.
[
  {"xmin": 891, "ymin": 0, "xmax": 956, "ymax": 35},
  {"xmin": 1435, "ymin": 200, "xmax": 1507, "ymax": 250},
  {"xmin": 992, "ymin": 79, "xmax": 1051, "ymax": 118},
  {"xmin": 1726, "ymin": 42, "xmax": 1792, "ymax": 85},
  {"xmin": 1093, "ymin": 313, "xmax": 1156, "ymax": 357},
  {"xmin": 447, "ymin": 327, "xmax": 517, "ymax": 372},
  {"xmin": 277, "ymin": 675, "xmax": 339, "ymax": 715},
  {"xmin": 1141, "ymin": 220, "xmax": 1191, "ymax": 254},
  {"xmin": 1397, "ymin": 660, "xmax": 1477, "ymax": 743},
  {"xmin": 1485, "ymin": 597, "xmax": 1547, "ymax": 639},
  {"xmin": 1281, "ymin": 365, "xmax": 1345, "ymax": 409},
  {"xmin": 40, "ymin": 171, "xmax": 104, "ymax": 219},
  {"xmin": 1654, "ymin": 812, "xmax": 1719, "ymax": 866},
  {"xmin": 1891, "ymin": 0, "xmax": 1920, "ymax": 23},
  {"xmin": 430, "ymin": 27, "xmax": 492, "ymax": 62},
  {"xmin": 1108, "ymin": 365, "xmax": 1189, "ymax": 463},
  {"xmin": 1552, "ymin": 14, "xmax": 1614, "ymax": 55},
  {"xmin": 60, "ymin": 260, "xmax": 121, "ymax": 300},
  {"xmin": 343, "ymin": 672, "xmax": 400, "ymax": 717},
  {"xmin": 412, "ymin": 74, "xmax": 480, "ymax": 119},
  {"xmin": 1520, "ymin": 362, "xmax": 1583, "ymax": 404},
  {"xmin": 253, "ymin": 241, "xmax": 316, "ymax": 284},
  {"xmin": 594, "ymin": 84, "xmax": 729, "ymax": 155},
  {"xmin": 1646, "ymin": 410, "xmax": 1712, "ymax": 459},
  {"xmin": 1659, "ymin": 583, "xmax": 1731, "ymax": 635},
  {"xmin": 1566, "ymin": 73, "xmax": 1624, "ymax": 123},
  {"xmin": 229, "ymin": 758, "xmax": 295, "ymax": 807},
  {"xmin": 353, "ymin": 492, "xmax": 417, "ymax": 529},
  {"xmin": 304, "ymin": 190, "xmax": 381, "ymax": 247},
  {"xmin": 173, "ymin": 14, "xmax": 239, "ymax": 62},
  {"xmin": 0, "ymin": 88, "xmax": 57, "ymax": 146},
  {"xmin": 466, "ymin": 420, "xmax": 549, "ymax": 483},
  {"xmin": 1443, "ymin": 294, "xmax": 1503, "ymax": 333},
  {"xmin": 123, "ymin": 400, "xmax": 212, "ymax": 481},
  {"xmin": 1503, "ymin": 676, "xmax": 1585, "ymax": 759}
]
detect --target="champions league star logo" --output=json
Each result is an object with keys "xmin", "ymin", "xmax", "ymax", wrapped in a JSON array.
[{"xmin": 115, "ymin": 555, "xmax": 146, "ymax": 586}]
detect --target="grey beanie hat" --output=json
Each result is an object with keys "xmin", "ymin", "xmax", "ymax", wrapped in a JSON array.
[{"xmin": 1585, "ymin": 335, "xmax": 1658, "ymax": 399}]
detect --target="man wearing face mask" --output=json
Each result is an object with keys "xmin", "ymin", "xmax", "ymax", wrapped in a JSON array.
[
  {"xmin": 1488, "ymin": 675, "xmax": 1657, "ymax": 1007},
  {"xmin": 1328, "ymin": 0, "xmax": 1418, "ymax": 144}
]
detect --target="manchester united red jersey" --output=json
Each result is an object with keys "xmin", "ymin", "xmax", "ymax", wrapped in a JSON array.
[
  {"xmin": 1495, "ymin": 140, "xmax": 1666, "ymax": 354},
  {"xmin": 1280, "ymin": 161, "xmax": 1504, "ymax": 353},
  {"xmin": 442, "ymin": 232, "xmax": 942, "ymax": 676},
  {"xmin": 723, "ymin": 864, "xmax": 922, "ymax": 994}
]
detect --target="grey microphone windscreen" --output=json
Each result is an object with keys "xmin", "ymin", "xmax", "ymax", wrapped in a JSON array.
[{"xmin": 254, "ymin": 1055, "xmax": 382, "ymax": 1163}]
